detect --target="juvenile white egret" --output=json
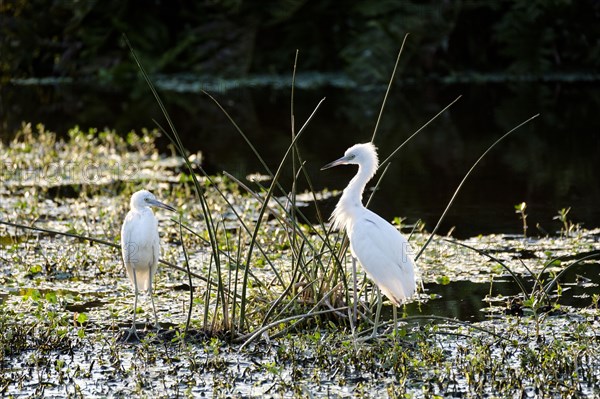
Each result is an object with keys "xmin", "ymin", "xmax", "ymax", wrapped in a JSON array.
[
  {"xmin": 121, "ymin": 190, "xmax": 175, "ymax": 340},
  {"xmin": 321, "ymin": 143, "xmax": 416, "ymax": 317}
]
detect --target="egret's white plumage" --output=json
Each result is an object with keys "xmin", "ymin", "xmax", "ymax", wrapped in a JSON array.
[
  {"xmin": 322, "ymin": 143, "xmax": 416, "ymax": 306},
  {"xmin": 121, "ymin": 189, "xmax": 175, "ymax": 339}
]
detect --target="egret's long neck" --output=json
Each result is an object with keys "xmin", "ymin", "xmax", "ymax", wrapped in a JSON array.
[{"xmin": 331, "ymin": 161, "xmax": 376, "ymax": 231}]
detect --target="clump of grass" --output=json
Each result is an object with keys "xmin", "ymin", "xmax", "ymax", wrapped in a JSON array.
[{"xmin": 125, "ymin": 36, "xmax": 343, "ymax": 339}]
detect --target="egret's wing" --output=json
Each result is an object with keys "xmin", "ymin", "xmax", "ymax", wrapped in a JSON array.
[
  {"xmin": 349, "ymin": 211, "xmax": 416, "ymax": 305},
  {"xmin": 150, "ymin": 240, "xmax": 160, "ymax": 292},
  {"xmin": 121, "ymin": 212, "xmax": 138, "ymax": 287},
  {"xmin": 120, "ymin": 210, "xmax": 160, "ymax": 293}
]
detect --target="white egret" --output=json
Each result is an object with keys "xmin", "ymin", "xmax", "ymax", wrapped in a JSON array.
[
  {"xmin": 321, "ymin": 143, "xmax": 416, "ymax": 320},
  {"xmin": 121, "ymin": 189, "xmax": 175, "ymax": 340}
]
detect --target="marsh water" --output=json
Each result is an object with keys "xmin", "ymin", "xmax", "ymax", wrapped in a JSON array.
[
  {"xmin": 2, "ymin": 76, "xmax": 600, "ymax": 238},
  {"xmin": 2, "ymin": 77, "xmax": 600, "ymax": 397}
]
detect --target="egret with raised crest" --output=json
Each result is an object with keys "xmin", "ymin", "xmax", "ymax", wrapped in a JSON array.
[{"xmin": 321, "ymin": 143, "xmax": 416, "ymax": 322}]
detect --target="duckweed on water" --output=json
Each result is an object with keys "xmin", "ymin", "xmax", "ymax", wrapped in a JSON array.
[{"xmin": 1, "ymin": 124, "xmax": 600, "ymax": 397}]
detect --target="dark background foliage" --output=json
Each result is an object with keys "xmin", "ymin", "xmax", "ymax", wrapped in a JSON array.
[
  {"xmin": 1, "ymin": 0, "xmax": 599, "ymax": 235},
  {"xmin": 2, "ymin": 0, "xmax": 599, "ymax": 83}
]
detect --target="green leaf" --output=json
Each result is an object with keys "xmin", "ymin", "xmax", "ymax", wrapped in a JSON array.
[
  {"xmin": 523, "ymin": 297, "xmax": 535, "ymax": 308},
  {"xmin": 548, "ymin": 259, "xmax": 562, "ymax": 267},
  {"xmin": 436, "ymin": 275, "xmax": 451, "ymax": 285},
  {"xmin": 24, "ymin": 288, "xmax": 41, "ymax": 301},
  {"xmin": 44, "ymin": 291, "xmax": 58, "ymax": 304},
  {"xmin": 76, "ymin": 312, "xmax": 89, "ymax": 324},
  {"xmin": 514, "ymin": 202, "xmax": 526, "ymax": 212},
  {"xmin": 28, "ymin": 264, "xmax": 42, "ymax": 274}
]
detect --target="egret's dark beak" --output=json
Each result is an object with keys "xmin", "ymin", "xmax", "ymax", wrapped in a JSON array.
[
  {"xmin": 321, "ymin": 155, "xmax": 353, "ymax": 170},
  {"xmin": 148, "ymin": 199, "xmax": 176, "ymax": 212}
]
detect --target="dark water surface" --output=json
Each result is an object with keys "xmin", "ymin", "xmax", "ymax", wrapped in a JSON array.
[
  {"xmin": 2, "ymin": 77, "xmax": 599, "ymax": 237},
  {"xmin": 406, "ymin": 261, "xmax": 600, "ymax": 322}
]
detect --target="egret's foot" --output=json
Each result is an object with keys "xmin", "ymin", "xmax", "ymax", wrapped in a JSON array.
[
  {"xmin": 369, "ymin": 329, "xmax": 379, "ymax": 339},
  {"xmin": 123, "ymin": 326, "xmax": 140, "ymax": 342},
  {"xmin": 142, "ymin": 320, "xmax": 161, "ymax": 332},
  {"xmin": 349, "ymin": 301, "xmax": 371, "ymax": 324}
]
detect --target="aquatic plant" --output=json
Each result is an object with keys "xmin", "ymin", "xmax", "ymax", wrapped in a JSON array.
[
  {"xmin": 554, "ymin": 206, "xmax": 580, "ymax": 237},
  {"xmin": 515, "ymin": 201, "xmax": 528, "ymax": 237}
]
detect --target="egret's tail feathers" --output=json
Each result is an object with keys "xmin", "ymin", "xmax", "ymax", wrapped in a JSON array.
[
  {"xmin": 379, "ymin": 279, "xmax": 416, "ymax": 307},
  {"xmin": 384, "ymin": 290, "xmax": 409, "ymax": 307}
]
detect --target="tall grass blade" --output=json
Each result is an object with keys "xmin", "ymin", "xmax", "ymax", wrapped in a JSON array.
[
  {"xmin": 202, "ymin": 90, "xmax": 273, "ymax": 176},
  {"xmin": 365, "ymin": 163, "xmax": 391, "ymax": 208},
  {"xmin": 372, "ymin": 33, "xmax": 409, "ymax": 143},
  {"xmin": 177, "ymin": 214, "xmax": 194, "ymax": 339},
  {"xmin": 290, "ymin": 50, "xmax": 299, "ymax": 291},
  {"xmin": 416, "ymin": 114, "xmax": 540, "ymax": 261}
]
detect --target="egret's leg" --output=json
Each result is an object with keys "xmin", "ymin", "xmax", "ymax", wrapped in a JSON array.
[
  {"xmin": 347, "ymin": 300, "xmax": 357, "ymax": 345},
  {"xmin": 392, "ymin": 305, "xmax": 398, "ymax": 338},
  {"xmin": 371, "ymin": 287, "xmax": 382, "ymax": 338},
  {"xmin": 149, "ymin": 248, "xmax": 159, "ymax": 330},
  {"xmin": 149, "ymin": 284, "xmax": 159, "ymax": 330},
  {"xmin": 352, "ymin": 257, "xmax": 358, "ymax": 324},
  {"xmin": 126, "ymin": 269, "xmax": 140, "ymax": 341}
]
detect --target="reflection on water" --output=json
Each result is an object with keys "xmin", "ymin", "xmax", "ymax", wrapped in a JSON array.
[
  {"xmin": 402, "ymin": 261, "xmax": 600, "ymax": 322},
  {"xmin": 1, "ymin": 78, "xmax": 599, "ymax": 236}
]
